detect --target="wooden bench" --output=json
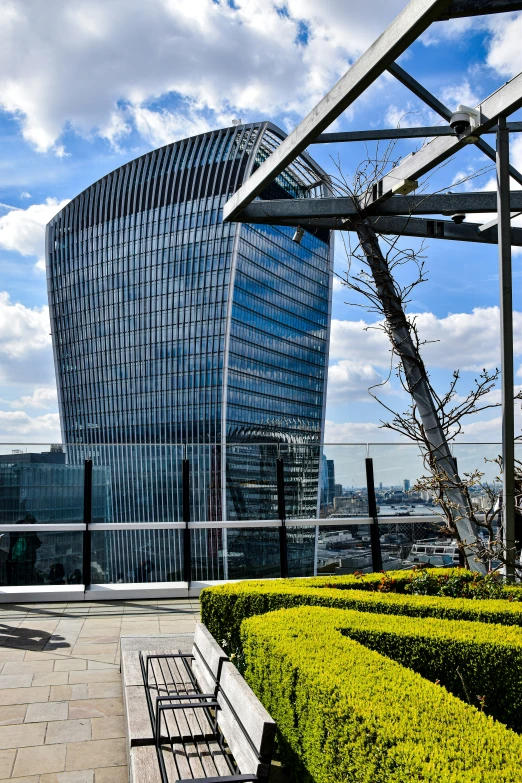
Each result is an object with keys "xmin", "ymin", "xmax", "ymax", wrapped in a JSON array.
[{"xmin": 126, "ymin": 624, "xmax": 276, "ymax": 783}]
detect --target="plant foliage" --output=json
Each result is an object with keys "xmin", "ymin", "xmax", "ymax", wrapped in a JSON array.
[
  {"xmin": 200, "ymin": 573, "xmax": 522, "ymax": 656},
  {"xmin": 241, "ymin": 606, "xmax": 522, "ymax": 783}
]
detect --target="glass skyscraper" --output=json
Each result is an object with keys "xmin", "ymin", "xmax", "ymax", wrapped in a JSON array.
[{"xmin": 46, "ymin": 122, "xmax": 332, "ymax": 582}]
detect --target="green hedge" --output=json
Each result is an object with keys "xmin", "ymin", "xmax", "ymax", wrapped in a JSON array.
[
  {"xmin": 289, "ymin": 568, "xmax": 522, "ymax": 599},
  {"xmin": 320, "ymin": 607, "xmax": 522, "ymax": 731},
  {"xmin": 200, "ymin": 578, "xmax": 522, "ymax": 655},
  {"xmin": 241, "ymin": 607, "xmax": 522, "ymax": 783}
]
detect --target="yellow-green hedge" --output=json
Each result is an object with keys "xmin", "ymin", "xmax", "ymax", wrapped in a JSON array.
[
  {"xmin": 285, "ymin": 568, "xmax": 521, "ymax": 598},
  {"xmin": 241, "ymin": 607, "xmax": 522, "ymax": 783},
  {"xmin": 200, "ymin": 578, "xmax": 522, "ymax": 654},
  {"xmin": 317, "ymin": 608, "xmax": 522, "ymax": 731}
]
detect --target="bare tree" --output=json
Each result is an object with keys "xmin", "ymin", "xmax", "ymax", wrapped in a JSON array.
[{"xmin": 324, "ymin": 143, "xmax": 503, "ymax": 573}]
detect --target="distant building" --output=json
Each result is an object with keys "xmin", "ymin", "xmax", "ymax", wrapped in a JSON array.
[
  {"xmin": 333, "ymin": 483, "xmax": 343, "ymax": 498},
  {"xmin": 333, "ymin": 496, "xmax": 372, "ymax": 515},
  {"xmin": 403, "ymin": 479, "xmax": 410, "ymax": 493},
  {"xmin": 0, "ymin": 450, "xmax": 110, "ymax": 524},
  {"xmin": 0, "ymin": 450, "xmax": 110, "ymax": 586},
  {"xmin": 320, "ymin": 454, "xmax": 329, "ymax": 509},
  {"xmin": 327, "ymin": 460, "xmax": 336, "ymax": 505}
]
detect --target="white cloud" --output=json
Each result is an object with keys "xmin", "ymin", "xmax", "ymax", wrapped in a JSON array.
[
  {"xmin": 326, "ymin": 360, "xmax": 390, "ymax": 404},
  {"xmin": 0, "ymin": 1, "xmax": 517, "ymax": 155},
  {"xmin": 0, "ymin": 292, "xmax": 54, "ymax": 387},
  {"xmin": 440, "ymin": 80, "xmax": 481, "ymax": 111},
  {"xmin": 6, "ymin": 387, "xmax": 57, "ymax": 410},
  {"xmin": 129, "ymin": 105, "xmax": 218, "ymax": 149},
  {"xmin": 330, "ymin": 307, "xmax": 522, "ymax": 373},
  {"xmin": 0, "ymin": 0, "xmax": 408, "ymax": 153},
  {"xmin": 324, "ymin": 418, "xmax": 403, "ymax": 442},
  {"xmin": 0, "ymin": 410, "xmax": 61, "ymax": 442},
  {"xmin": 0, "ymin": 198, "xmax": 69, "ymax": 271},
  {"xmin": 323, "ymin": 414, "xmax": 513, "ymax": 444},
  {"xmin": 385, "ymin": 103, "xmax": 429, "ymax": 129},
  {"xmin": 486, "ymin": 12, "xmax": 522, "ymax": 79}
]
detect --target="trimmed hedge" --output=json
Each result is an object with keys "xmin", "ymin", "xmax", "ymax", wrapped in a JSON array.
[
  {"xmin": 241, "ymin": 607, "xmax": 522, "ymax": 783},
  {"xmin": 200, "ymin": 578, "xmax": 522, "ymax": 655},
  {"xmin": 289, "ymin": 568, "xmax": 522, "ymax": 599},
  {"xmin": 323, "ymin": 608, "xmax": 522, "ymax": 731}
]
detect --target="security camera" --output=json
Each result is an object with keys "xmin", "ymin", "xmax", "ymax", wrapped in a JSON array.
[
  {"xmin": 449, "ymin": 105, "xmax": 480, "ymax": 139},
  {"xmin": 292, "ymin": 226, "xmax": 305, "ymax": 244},
  {"xmin": 452, "ymin": 213, "xmax": 466, "ymax": 224}
]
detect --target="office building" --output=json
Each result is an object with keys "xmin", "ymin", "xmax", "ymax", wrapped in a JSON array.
[{"xmin": 47, "ymin": 122, "xmax": 332, "ymax": 581}]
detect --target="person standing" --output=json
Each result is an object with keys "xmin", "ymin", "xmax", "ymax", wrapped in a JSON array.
[{"xmin": 7, "ymin": 514, "xmax": 42, "ymax": 586}]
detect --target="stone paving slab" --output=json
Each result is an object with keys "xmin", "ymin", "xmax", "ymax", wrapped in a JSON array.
[{"xmin": 0, "ymin": 598, "xmax": 200, "ymax": 781}]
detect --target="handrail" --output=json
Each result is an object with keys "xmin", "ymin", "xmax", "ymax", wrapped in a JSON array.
[
  {"xmin": 0, "ymin": 524, "xmax": 86, "ymax": 532},
  {"xmin": 0, "ymin": 516, "xmax": 446, "ymax": 534}
]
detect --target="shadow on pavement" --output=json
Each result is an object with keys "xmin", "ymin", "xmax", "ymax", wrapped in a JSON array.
[{"xmin": 0, "ymin": 623, "xmax": 69, "ymax": 651}]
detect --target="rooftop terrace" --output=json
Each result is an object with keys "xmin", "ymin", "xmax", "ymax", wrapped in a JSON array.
[{"xmin": 0, "ymin": 598, "xmax": 201, "ymax": 782}]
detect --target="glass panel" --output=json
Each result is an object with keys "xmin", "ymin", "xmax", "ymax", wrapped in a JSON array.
[
  {"xmin": 287, "ymin": 525, "xmax": 316, "ymax": 576},
  {"xmin": 319, "ymin": 445, "xmax": 368, "ymax": 518},
  {"xmin": 91, "ymin": 529, "xmax": 183, "ymax": 584},
  {"xmin": 377, "ymin": 520, "xmax": 451, "ymax": 570},
  {"xmin": 0, "ymin": 445, "xmax": 90, "ymax": 525},
  {"xmin": 317, "ymin": 523, "xmax": 372, "ymax": 574},
  {"xmin": 0, "ymin": 531, "xmax": 83, "ymax": 586}
]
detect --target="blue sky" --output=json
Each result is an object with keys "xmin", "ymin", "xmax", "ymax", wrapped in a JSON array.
[{"xmin": 0, "ymin": 0, "xmax": 521, "ymax": 445}]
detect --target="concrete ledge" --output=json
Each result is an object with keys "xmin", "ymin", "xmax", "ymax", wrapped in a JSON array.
[
  {"xmin": 121, "ymin": 634, "xmax": 194, "ymax": 654},
  {"xmin": 0, "ymin": 584, "xmax": 85, "ymax": 604},
  {"xmin": 87, "ymin": 582, "xmax": 189, "ymax": 600},
  {"xmin": 0, "ymin": 579, "xmax": 241, "ymax": 604},
  {"xmin": 188, "ymin": 579, "xmax": 241, "ymax": 598}
]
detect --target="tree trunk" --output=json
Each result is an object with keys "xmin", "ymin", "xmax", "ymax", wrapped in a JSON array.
[{"xmin": 353, "ymin": 215, "xmax": 486, "ymax": 573}]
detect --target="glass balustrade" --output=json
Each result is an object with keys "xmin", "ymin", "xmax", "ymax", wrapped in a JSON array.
[{"xmin": 0, "ymin": 441, "xmax": 508, "ymax": 592}]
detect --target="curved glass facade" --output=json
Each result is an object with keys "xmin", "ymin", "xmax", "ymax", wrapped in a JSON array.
[{"xmin": 46, "ymin": 122, "xmax": 332, "ymax": 581}]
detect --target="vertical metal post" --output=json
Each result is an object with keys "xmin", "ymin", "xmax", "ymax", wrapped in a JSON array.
[
  {"xmin": 497, "ymin": 115, "xmax": 516, "ymax": 580},
  {"xmin": 276, "ymin": 459, "xmax": 289, "ymax": 578},
  {"xmin": 182, "ymin": 459, "xmax": 191, "ymax": 586},
  {"xmin": 365, "ymin": 458, "xmax": 383, "ymax": 572},
  {"xmin": 83, "ymin": 459, "xmax": 93, "ymax": 588}
]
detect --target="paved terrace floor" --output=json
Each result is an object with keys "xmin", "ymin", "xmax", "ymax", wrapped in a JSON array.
[{"xmin": 0, "ymin": 598, "xmax": 201, "ymax": 782}]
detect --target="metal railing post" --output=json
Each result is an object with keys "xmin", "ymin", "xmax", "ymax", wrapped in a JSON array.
[
  {"xmin": 497, "ymin": 115, "xmax": 516, "ymax": 581},
  {"xmin": 182, "ymin": 459, "xmax": 191, "ymax": 586},
  {"xmin": 365, "ymin": 458, "xmax": 383, "ymax": 572},
  {"xmin": 276, "ymin": 458, "xmax": 289, "ymax": 578},
  {"xmin": 83, "ymin": 460, "xmax": 93, "ymax": 588}
]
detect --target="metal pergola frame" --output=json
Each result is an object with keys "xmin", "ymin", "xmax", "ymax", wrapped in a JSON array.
[{"xmin": 223, "ymin": 0, "xmax": 522, "ymax": 576}]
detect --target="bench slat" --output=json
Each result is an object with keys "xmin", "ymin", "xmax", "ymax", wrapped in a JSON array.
[
  {"xmin": 217, "ymin": 662, "xmax": 275, "ymax": 779},
  {"xmin": 192, "ymin": 624, "xmax": 228, "ymax": 696},
  {"xmin": 203, "ymin": 740, "xmax": 231, "ymax": 777}
]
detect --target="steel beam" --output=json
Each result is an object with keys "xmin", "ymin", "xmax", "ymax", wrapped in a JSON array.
[
  {"xmin": 440, "ymin": 0, "xmax": 522, "ymax": 18},
  {"xmin": 366, "ymin": 72, "xmax": 522, "ymax": 206},
  {"xmin": 223, "ymin": 0, "xmax": 452, "ymax": 220},
  {"xmin": 239, "ymin": 213, "xmax": 522, "ymax": 246},
  {"xmin": 315, "ymin": 127, "xmax": 456, "ymax": 142},
  {"xmin": 313, "ymin": 123, "xmax": 522, "ymax": 143},
  {"xmin": 387, "ymin": 63, "xmax": 522, "ymax": 188},
  {"xmin": 235, "ymin": 191, "xmax": 522, "ymax": 222},
  {"xmin": 497, "ymin": 116, "xmax": 516, "ymax": 580},
  {"xmin": 365, "ymin": 215, "xmax": 522, "ymax": 245}
]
